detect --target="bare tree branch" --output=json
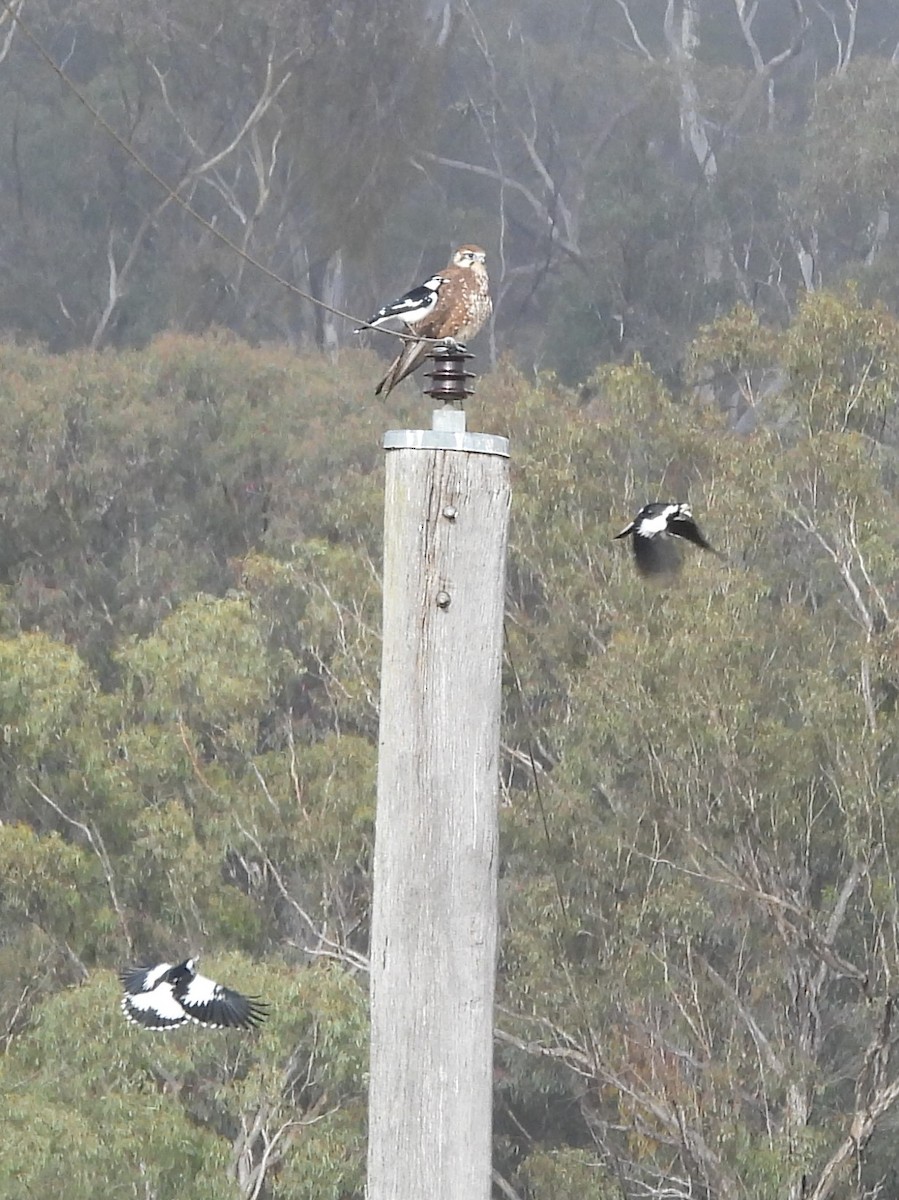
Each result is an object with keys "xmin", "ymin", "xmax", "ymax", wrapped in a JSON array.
[
  {"xmin": 26, "ymin": 776, "xmax": 132, "ymax": 952},
  {"xmin": 807, "ymin": 1001, "xmax": 899, "ymax": 1200},
  {"xmin": 0, "ymin": 0, "xmax": 23, "ymax": 65},
  {"xmin": 613, "ymin": 0, "xmax": 655, "ymax": 61},
  {"xmin": 89, "ymin": 51, "xmax": 292, "ymax": 347}
]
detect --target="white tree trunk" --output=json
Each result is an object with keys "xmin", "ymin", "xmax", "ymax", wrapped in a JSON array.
[
  {"xmin": 665, "ymin": 0, "xmax": 717, "ymax": 184},
  {"xmin": 319, "ymin": 250, "xmax": 344, "ymax": 362}
]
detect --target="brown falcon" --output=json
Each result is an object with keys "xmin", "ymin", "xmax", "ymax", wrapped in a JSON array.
[{"xmin": 356, "ymin": 245, "xmax": 492, "ymax": 397}]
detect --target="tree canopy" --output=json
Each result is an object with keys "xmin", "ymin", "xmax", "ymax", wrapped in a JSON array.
[
  {"xmin": 0, "ymin": 298, "xmax": 896, "ymax": 1196},
  {"xmin": 4, "ymin": 2, "xmax": 899, "ymax": 1198}
]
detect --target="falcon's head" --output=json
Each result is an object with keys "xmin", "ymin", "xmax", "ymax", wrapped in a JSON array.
[{"xmin": 452, "ymin": 245, "xmax": 487, "ymax": 268}]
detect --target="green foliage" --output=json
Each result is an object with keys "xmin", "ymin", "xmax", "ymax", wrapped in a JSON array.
[
  {"xmin": 693, "ymin": 287, "xmax": 899, "ymax": 440},
  {"xmin": 0, "ymin": 632, "xmax": 95, "ymax": 756},
  {"xmin": 784, "ymin": 288, "xmax": 899, "ymax": 436},
  {"xmin": 802, "ymin": 60, "xmax": 899, "ymax": 210},
  {"xmin": 0, "ymin": 823, "xmax": 106, "ymax": 946},
  {"xmin": 690, "ymin": 302, "xmax": 780, "ymax": 378},
  {"xmin": 0, "ymin": 960, "xmax": 367, "ymax": 1199},
  {"xmin": 0, "ymin": 317, "xmax": 898, "ymax": 1197},
  {"xmin": 481, "ymin": 306, "xmax": 899, "ymax": 1196},
  {"xmin": 519, "ymin": 1148, "xmax": 616, "ymax": 1200},
  {"xmin": 119, "ymin": 595, "xmax": 271, "ymax": 725},
  {"xmin": 3, "ymin": 0, "xmax": 899, "ymax": 1194}
]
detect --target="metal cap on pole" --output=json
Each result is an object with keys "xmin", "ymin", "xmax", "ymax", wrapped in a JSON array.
[
  {"xmin": 369, "ymin": 341, "xmax": 510, "ymax": 1200},
  {"xmin": 382, "ymin": 341, "xmax": 510, "ymax": 456}
]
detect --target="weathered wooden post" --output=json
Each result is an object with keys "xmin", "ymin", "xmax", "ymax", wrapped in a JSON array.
[{"xmin": 368, "ymin": 344, "xmax": 510, "ymax": 1200}]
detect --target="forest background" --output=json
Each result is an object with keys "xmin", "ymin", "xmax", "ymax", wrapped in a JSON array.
[{"xmin": 2, "ymin": 2, "xmax": 899, "ymax": 1199}]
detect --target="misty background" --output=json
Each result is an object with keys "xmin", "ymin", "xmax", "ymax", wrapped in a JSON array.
[
  {"xmin": 1, "ymin": 1, "xmax": 896, "ymax": 382},
  {"xmin": 2, "ymin": 4, "xmax": 899, "ymax": 1200}
]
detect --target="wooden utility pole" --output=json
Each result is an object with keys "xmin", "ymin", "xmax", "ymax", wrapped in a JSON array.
[{"xmin": 368, "ymin": 348, "xmax": 510, "ymax": 1200}]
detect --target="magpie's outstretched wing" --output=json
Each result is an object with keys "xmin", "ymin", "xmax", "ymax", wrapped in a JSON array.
[
  {"xmin": 175, "ymin": 971, "xmax": 269, "ymax": 1030},
  {"xmin": 119, "ymin": 959, "xmax": 268, "ymax": 1031},
  {"xmin": 120, "ymin": 963, "xmax": 190, "ymax": 1030},
  {"xmin": 615, "ymin": 502, "xmax": 721, "ymax": 578},
  {"xmin": 667, "ymin": 511, "xmax": 722, "ymax": 556},
  {"xmin": 120, "ymin": 962, "xmax": 173, "ymax": 995}
]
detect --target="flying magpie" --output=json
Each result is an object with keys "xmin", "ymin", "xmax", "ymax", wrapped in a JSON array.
[
  {"xmin": 615, "ymin": 502, "xmax": 722, "ymax": 577},
  {"xmin": 120, "ymin": 958, "xmax": 268, "ymax": 1030}
]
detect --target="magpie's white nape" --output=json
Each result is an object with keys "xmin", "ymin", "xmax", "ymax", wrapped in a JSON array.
[
  {"xmin": 120, "ymin": 958, "xmax": 269, "ymax": 1031},
  {"xmin": 615, "ymin": 501, "xmax": 722, "ymax": 578}
]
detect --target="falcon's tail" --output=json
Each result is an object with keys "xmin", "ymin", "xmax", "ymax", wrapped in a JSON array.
[{"xmin": 375, "ymin": 338, "xmax": 429, "ymax": 398}]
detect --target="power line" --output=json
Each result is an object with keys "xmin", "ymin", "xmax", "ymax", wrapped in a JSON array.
[{"xmin": 1, "ymin": 1, "xmax": 432, "ymax": 346}]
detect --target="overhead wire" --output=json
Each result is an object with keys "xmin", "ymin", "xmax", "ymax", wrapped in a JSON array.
[
  {"xmin": 1, "ymin": 0, "xmax": 440, "ymax": 346},
  {"xmin": 10, "ymin": 0, "xmax": 601, "ymax": 1079}
]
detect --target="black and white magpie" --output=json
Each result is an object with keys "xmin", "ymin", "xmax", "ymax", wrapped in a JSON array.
[
  {"xmin": 354, "ymin": 274, "xmax": 446, "ymax": 332},
  {"xmin": 120, "ymin": 959, "xmax": 268, "ymax": 1031},
  {"xmin": 614, "ymin": 502, "xmax": 722, "ymax": 577}
]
